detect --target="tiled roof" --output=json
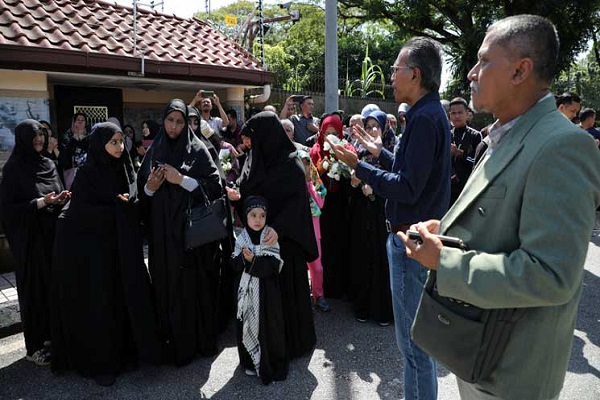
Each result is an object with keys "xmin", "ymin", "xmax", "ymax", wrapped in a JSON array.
[{"xmin": 0, "ymin": 0, "xmax": 271, "ymax": 84}]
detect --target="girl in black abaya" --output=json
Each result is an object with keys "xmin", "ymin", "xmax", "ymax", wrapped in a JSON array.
[
  {"xmin": 138, "ymin": 99, "xmax": 222, "ymax": 366},
  {"xmin": 228, "ymin": 111, "xmax": 318, "ymax": 359},
  {"xmin": 232, "ymin": 195, "xmax": 288, "ymax": 384},
  {"xmin": 0, "ymin": 119, "xmax": 70, "ymax": 365},
  {"xmin": 52, "ymin": 122, "xmax": 160, "ymax": 386}
]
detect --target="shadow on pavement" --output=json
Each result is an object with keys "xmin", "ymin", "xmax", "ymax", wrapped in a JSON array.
[{"xmin": 568, "ymin": 267, "xmax": 600, "ymax": 378}]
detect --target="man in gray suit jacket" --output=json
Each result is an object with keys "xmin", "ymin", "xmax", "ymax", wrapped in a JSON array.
[{"xmin": 400, "ymin": 15, "xmax": 600, "ymax": 400}]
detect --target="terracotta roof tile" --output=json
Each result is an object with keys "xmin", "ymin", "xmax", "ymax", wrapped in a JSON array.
[{"xmin": 0, "ymin": 0, "xmax": 267, "ymax": 77}]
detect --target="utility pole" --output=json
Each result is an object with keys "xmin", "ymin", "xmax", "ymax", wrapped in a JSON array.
[
  {"xmin": 257, "ymin": 0, "xmax": 265, "ymax": 66},
  {"xmin": 324, "ymin": 0, "xmax": 338, "ymax": 113}
]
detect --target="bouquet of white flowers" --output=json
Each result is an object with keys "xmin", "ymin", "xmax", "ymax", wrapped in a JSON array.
[
  {"xmin": 321, "ymin": 134, "xmax": 356, "ymax": 181},
  {"xmin": 219, "ymin": 149, "xmax": 233, "ymax": 173}
]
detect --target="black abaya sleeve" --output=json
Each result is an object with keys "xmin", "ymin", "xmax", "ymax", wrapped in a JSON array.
[
  {"xmin": 245, "ymin": 256, "xmax": 280, "ymax": 278},
  {"xmin": 231, "ymin": 254, "xmax": 246, "ymax": 273},
  {"xmin": 0, "ymin": 197, "xmax": 37, "ymax": 265},
  {"xmin": 189, "ymin": 144, "xmax": 222, "ymax": 205}
]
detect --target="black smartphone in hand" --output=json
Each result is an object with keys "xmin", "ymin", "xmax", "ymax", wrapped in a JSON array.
[{"xmin": 407, "ymin": 230, "xmax": 468, "ymax": 250}]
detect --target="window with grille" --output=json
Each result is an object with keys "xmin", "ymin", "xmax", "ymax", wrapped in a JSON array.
[{"xmin": 74, "ymin": 106, "xmax": 108, "ymax": 126}]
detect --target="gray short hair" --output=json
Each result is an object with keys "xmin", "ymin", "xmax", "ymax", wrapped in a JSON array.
[
  {"xmin": 488, "ymin": 15, "xmax": 559, "ymax": 84},
  {"xmin": 403, "ymin": 37, "xmax": 443, "ymax": 92},
  {"xmin": 281, "ymin": 119, "xmax": 294, "ymax": 131}
]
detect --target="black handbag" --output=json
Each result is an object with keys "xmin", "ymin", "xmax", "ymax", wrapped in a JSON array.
[
  {"xmin": 184, "ymin": 182, "xmax": 228, "ymax": 250},
  {"xmin": 411, "ymin": 271, "xmax": 525, "ymax": 383}
]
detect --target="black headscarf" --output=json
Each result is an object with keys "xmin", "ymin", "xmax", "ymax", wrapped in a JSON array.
[
  {"xmin": 238, "ymin": 111, "xmax": 317, "ymax": 261},
  {"xmin": 1, "ymin": 119, "xmax": 62, "ymax": 203},
  {"xmin": 243, "ymin": 195, "xmax": 268, "ymax": 245},
  {"xmin": 67, "ymin": 122, "xmax": 134, "ymax": 214},
  {"xmin": 142, "ymin": 120, "xmax": 160, "ymax": 140},
  {"xmin": 147, "ymin": 100, "xmax": 192, "ymax": 170},
  {"xmin": 188, "ymin": 105, "xmax": 226, "ymax": 181},
  {"xmin": 239, "ymin": 111, "xmax": 296, "ymax": 196}
]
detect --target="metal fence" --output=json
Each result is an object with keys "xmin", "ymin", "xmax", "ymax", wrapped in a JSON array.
[{"xmin": 271, "ymin": 72, "xmax": 394, "ymax": 100}]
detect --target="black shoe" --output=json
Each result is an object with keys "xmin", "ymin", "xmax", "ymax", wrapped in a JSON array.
[
  {"xmin": 95, "ymin": 374, "xmax": 117, "ymax": 387},
  {"xmin": 315, "ymin": 297, "xmax": 331, "ymax": 312}
]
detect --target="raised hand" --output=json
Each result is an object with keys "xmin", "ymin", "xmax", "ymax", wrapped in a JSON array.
[{"xmin": 353, "ymin": 125, "xmax": 383, "ymax": 157}]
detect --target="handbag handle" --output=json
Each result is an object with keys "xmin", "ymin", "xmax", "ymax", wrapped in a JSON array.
[{"xmin": 187, "ymin": 180, "xmax": 211, "ymax": 217}]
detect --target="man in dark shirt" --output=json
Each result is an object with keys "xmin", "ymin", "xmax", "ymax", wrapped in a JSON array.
[
  {"xmin": 449, "ymin": 97, "xmax": 482, "ymax": 204},
  {"xmin": 223, "ymin": 109, "xmax": 242, "ymax": 147},
  {"xmin": 579, "ymin": 107, "xmax": 600, "ymax": 147},
  {"xmin": 285, "ymin": 96, "xmax": 319, "ymax": 145},
  {"xmin": 330, "ymin": 37, "xmax": 451, "ymax": 400}
]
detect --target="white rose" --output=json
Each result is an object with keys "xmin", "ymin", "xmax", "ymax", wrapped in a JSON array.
[{"xmin": 326, "ymin": 134, "xmax": 339, "ymax": 144}]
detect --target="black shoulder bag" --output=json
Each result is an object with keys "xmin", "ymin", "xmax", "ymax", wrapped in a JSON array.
[
  {"xmin": 411, "ymin": 270, "xmax": 525, "ymax": 383},
  {"xmin": 184, "ymin": 182, "xmax": 228, "ymax": 250}
]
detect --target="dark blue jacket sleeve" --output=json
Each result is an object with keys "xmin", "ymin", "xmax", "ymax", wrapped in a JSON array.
[
  {"xmin": 355, "ymin": 115, "xmax": 438, "ymax": 205},
  {"xmin": 377, "ymin": 148, "xmax": 394, "ymax": 171}
]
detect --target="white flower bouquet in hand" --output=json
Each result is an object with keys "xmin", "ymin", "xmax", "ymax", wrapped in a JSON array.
[
  {"xmin": 219, "ymin": 149, "xmax": 233, "ymax": 173},
  {"xmin": 321, "ymin": 134, "xmax": 356, "ymax": 180}
]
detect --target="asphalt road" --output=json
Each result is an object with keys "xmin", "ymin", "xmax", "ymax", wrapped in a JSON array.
[{"xmin": 0, "ymin": 237, "xmax": 599, "ymax": 400}]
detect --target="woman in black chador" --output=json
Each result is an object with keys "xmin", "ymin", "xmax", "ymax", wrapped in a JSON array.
[
  {"xmin": 347, "ymin": 111, "xmax": 393, "ymax": 326},
  {"xmin": 138, "ymin": 99, "xmax": 222, "ymax": 366},
  {"xmin": 229, "ymin": 111, "xmax": 318, "ymax": 359},
  {"xmin": 52, "ymin": 122, "xmax": 160, "ymax": 386},
  {"xmin": 0, "ymin": 119, "xmax": 70, "ymax": 365}
]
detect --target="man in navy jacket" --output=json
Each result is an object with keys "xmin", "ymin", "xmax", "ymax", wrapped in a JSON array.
[{"xmin": 330, "ymin": 37, "xmax": 451, "ymax": 400}]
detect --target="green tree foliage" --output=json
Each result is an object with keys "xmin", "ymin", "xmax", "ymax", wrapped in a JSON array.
[
  {"xmin": 553, "ymin": 49, "xmax": 600, "ymax": 110},
  {"xmin": 196, "ymin": 1, "xmax": 404, "ymax": 96},
  {"xmin": 338, "ymin": 0, "xmax": 600, "ymax": 96}
]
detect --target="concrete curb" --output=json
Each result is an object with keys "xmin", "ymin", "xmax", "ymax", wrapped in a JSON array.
[{"xmin": 0, "ymin": 300, "xmax": 22, "ymax": 339}]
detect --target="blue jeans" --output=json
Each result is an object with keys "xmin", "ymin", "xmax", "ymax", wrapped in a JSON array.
[{"xmin": 387, "ymin": 233, "xmax": 437, "ymax": 400}]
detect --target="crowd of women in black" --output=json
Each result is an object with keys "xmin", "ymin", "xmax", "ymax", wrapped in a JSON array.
[{"xmin": 0, "ymin": 98, "xmax": 396, "ymax": 387}]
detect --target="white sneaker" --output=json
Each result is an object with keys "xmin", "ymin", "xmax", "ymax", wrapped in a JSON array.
[
  {"xmin": 26, "ymin": 348, "xmax": 51, "ymax": 366},
  {"xmin": 245, "ymin": 368, "xmax": 257, "ymax": 376}
]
